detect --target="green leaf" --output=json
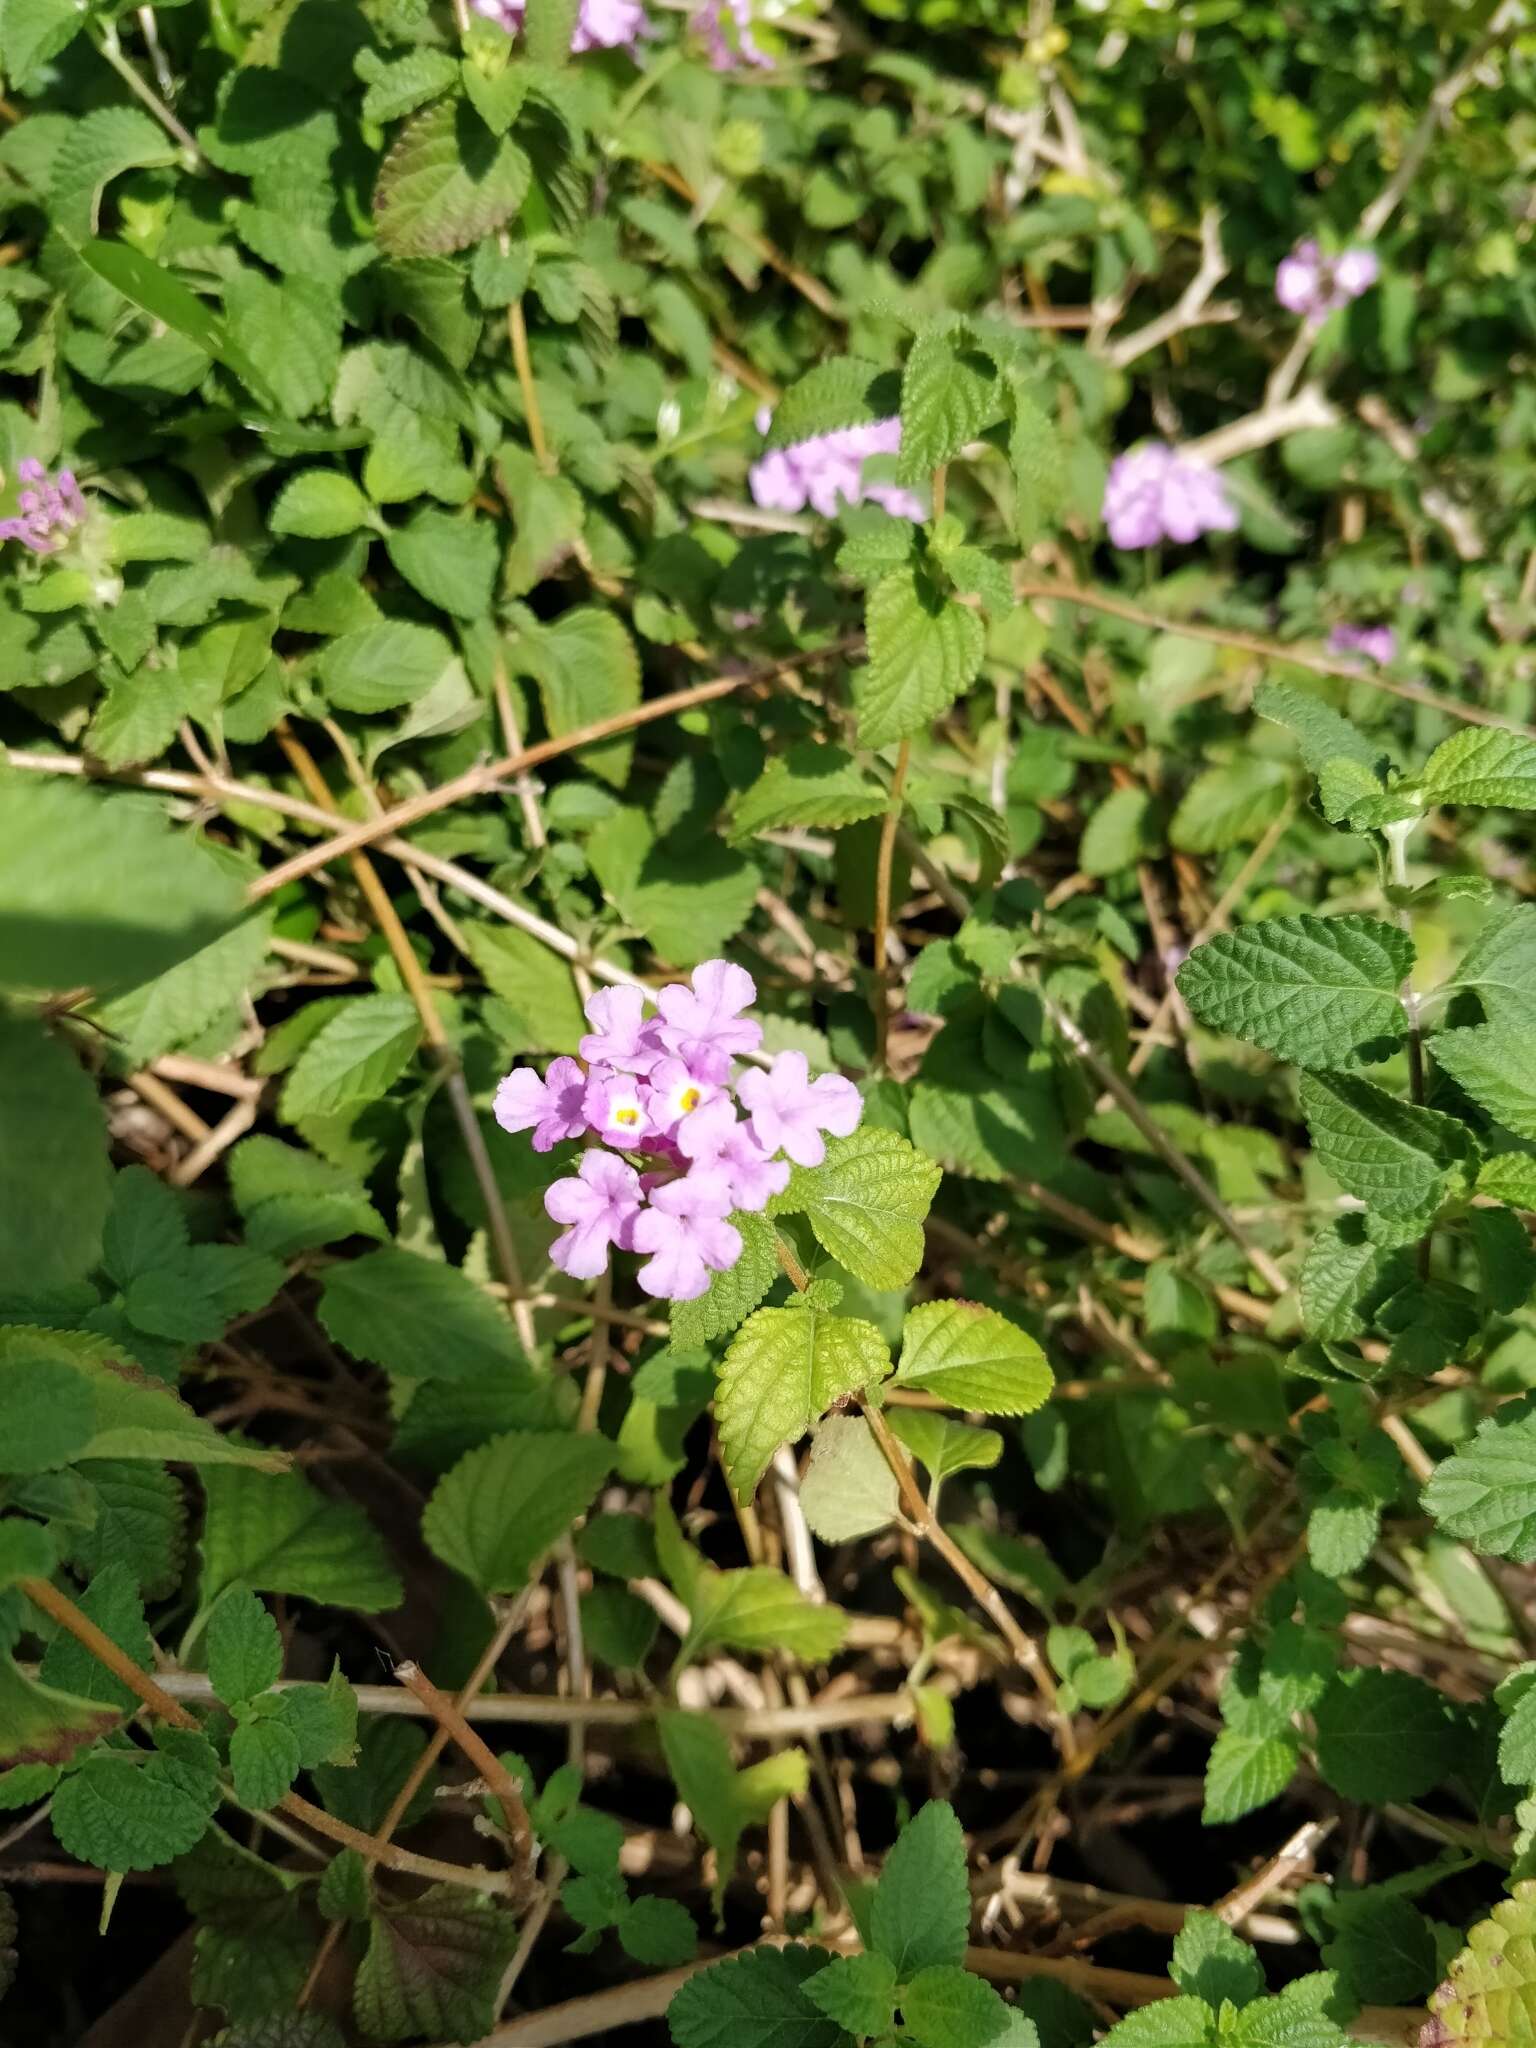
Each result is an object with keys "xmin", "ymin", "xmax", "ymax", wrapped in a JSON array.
[
  {"xmin": 656, "ymin": 1711, "xmax": 809, "ymax": 1911},
  {"xmin": 1455, "ymin": 905, "xmax": 1536, "ymax": 1029},
  {"xmin": 228, "ymin": 1137, "xmax": 387, "ymax": 1257},
  {"xmin": 319, "ymin": 1246, "xmax": 541, "ymax": 1385},
  {"xmin": 677, "ymin": 1565, "xmax": 847, "ymax": 1669},
  {"xmin": 95, "ymin": 910, "xmax": 273, "ymax": 1070},
  {"xmin": 897, "ymin": 326, "xmax": 1001, "ymax": 484},
  {"xmin": 1422, "ymin": 1883, "xmax": 1536, "ymax": 2044},
  {"xmin": 0, "ymin": 1349, "xmax": 95, "ymax": 1474},
  {"xmin": 51, "ymin": 107, "xmax": 177, "ymax": 241},
  {"xmin": 1423, "ymin": 1395, "xmax": 1536, "ymax": 1561},
  {"xmin": 200, "ymin": 1464, "xmax": 401, "ymax": 1613},
  {"xmin": 68, "ymin": 1461, "xmax": 187, "ymax": 1600},
  {"xmin": 1253, "ymin": 682, "xmax": 1385, "ymax": 776},
  {"xmin": 728, "ymin": 745, "xmax": 885, "ymax": 844},
  {"xmin": 52, "ymin": 1726, "xmax": 220, "ymax": 1873},
  {"xmin": 1312, "ymin": 1669, "xmax": 1455, "ymax": 1802},
  {"xmin": 587, "ymin": 809, "xmax": 758, "ymax": 968},
  {"xmin": 0, "ymin": 1654, "xmax": 118, "ymax": 1770},
  {"xmin": 771, "ymin": 1127, "xmax": 940, "ymax": 1290},
  {"xmin": 1299, "ymin": 1071, "xmax": 1474, "ymax": 1218},
  {"xmin": 384, "ymin": 508, "xmax": 498, "ymax": 620},
  {"xmin": 886, "ymin": 1409, "xmax": 1003, "ymax": 1483},
  {"xmin": 766, "ymin": 356, "xmax": 887, "ymax": 447},
  {"xmin": 870, "ymin": 1799, "xmax": 968, "ymax": 1978},
  {"xmin": 1321, "ymin": 1892, "xmax": 1438, "ymax": 2005},
  {"xmin": 421, "ymin": 1430, "xmax": 613, "ymax": 1593},
  {"xmin": 901, "ymin": 1964, "xmax": 1021, "ymax": 2048},
  {"xmin": 1420, "ymin": 726, "xmax": 1536, "ymax": 810},
  {"xmin": 1081, "ymin": 787, "xmax": 1156, "ymax": 879},
  {"xmin": 279, "ymin": 995, "xmax": 421, "ymax": 1121},
  {"xmin": 358, "ymin": 46, "xmax": 461, "ymax": 124},
  {"xmin": 515, "ymin": 607, "xmax": 641, "ymax": 790},
  {"xmin": 1202, "ymin": 1727, "xmax": 1298, "ymax": 1824},
  {"xmin": 269, "ymin": 471, "xmax": 372, "ymax": 540},
  {"xmin": 316, "ymin": 621, "xmax": 458, "ymax": 714},
  {"xmin": 354, "ymin": 1884, "xmax": 520, "ymax": 2043},
  {"xmin": 670, "ymin": 1212, "xmax": 782, "ymax": 1348},
  {"xmin": 895, "ymin": 1299, "xmax": 1053, "ymax": 1415},
  {"xmin": 800, "ymin": 1414, "xmax": 899, "ymax": 1541},
  {"xmin": 855, "ymin": 568, "xmax": 985, "ymax": 748},
  {"xmin": 1170, "ymin": 759, "xmax": 1290, "ymax": 854},
  {"xmin": 272, "ymin": 1668, "xmax": 358, "ymax": 1772},
  {"xmin": 374, "ymin": 99, "xmax": 532, "ymax": 260},
  {"xmin": 37, "ymin": 1564, "xmax": 153, "ymax": 1714},
  {"xmin": 669, "ymin": 1943, "xmax": 848, "ymax": 2048},
  {"xmin": 1175, "ymin": 916, "xmax": 1411, "ymax": 1069},
  {"xmin": 0, "ymin": 779, "xmax": 243, "ymax": 996},
  {"xmin": 1096, "ymin": 1998, "xmax": 1216, "ymax": 2048},
  {"xmin": 1298, "ymin": 1216, "xmax": 1410, "ymax": 1341},
  {"xmin": 2, "ymin": 0, "xmax": 90, "ymax": 84},
  {"xmin": 0, "ymin": 1012, "xmax": 109, "ymax": 1293},
  {"xmin": 223, "ymin": 270, "xmax": 340, "ymax": 419},
  {"xmin": 462, "ymin": 923, "xmax": 586, "ymax": 1054},
  {"xmin": 525, "ymin": 0, "xmax": 582, "ymax": 64},
  {"xmin": 715, "ymin": 1305, "xmax": 890, "ymax": 1503},
  {"xmin": 803, "ymin": 1952, "xmax": 898, "ymax": 2038},
  {"xmin": 229, "ymin": 1715, "xmax": 302, "ymax": 1811},
  {"xmin": 1432, "ymin": 1023, "xmax": 1536, "ymax": 1138},
  {"xmin": 207, "ymin": 1590, "xmax": 283, "ymax": 1707},
  {"xmin": 1170, "ymin": 1912, "xmax": 1265, "ymax": 2008},
  {"xmin": 581, "ymin": 1584, "xmax": 658, "ymax": 1669}
]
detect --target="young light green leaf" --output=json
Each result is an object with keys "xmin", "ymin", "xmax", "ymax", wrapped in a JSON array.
[
  {"xmin": 384, "ymin": 508, "xmax": 498, "ymax": 620},
  {"xmin": 800, "ymin": 1414, "xmax": 899, "ymax": 1542},
  {"xmin": 715, "ymin": 1305, "xmax": 890, "ymax": 1503},
  {"xmin": 1169, "ymin": 759, "xmax": 1289, "ymax": 855},
  {"xmin": 1175, "ymin": 915, "xmax": 1411, "ymax": 1069},
  {"xmin": 677, "ymin": 1565, "xmax": 848, "ymax": 1668},
  {"xmin": 771, "ymin": 1126, "xmax": 941, "ymax": 1290},
  {"xmin": 1420, "ymin": 726, "xmax": 1536, "ymax": 811},
  {"xmin": 1422, "ymin": 1884, "xmax": 1536, "ymax": 2047},
  {"xmin": 422, "ymin": 1430, "xmax": 614, "ymax": 1593},
  {"xmin": 856, "ymin": 568, "xmax": 985, "ymax": 747},
  {"xmin": 657, "ymin": 1710, "xmax": 809, "ymax": 1911},
  {"xmin": 895, "ymin": 1299, "xmax": 1053, "ymax": 1415},
  {"xmin": 207, "ymin": 1589, "xmax": 283, "ymax": 1708},
  {"xmin": 766, "ymin": 356, "xmax": 887, "ymax": 447},
  {"xmin": 1170, "ymin": 1911, "xmax": 1265, "ymax": 2008},
  {"xmin": 279, "ymin": 995, "xmax": 421, "ymax": 1122},
  {"xmin": 900, "ymin": 1964, "xmax": 1021, "ymax": 2048},
  {"xmin": 669, "ymin": 1212, "xmax": 782, "ymax": 1348},
  {"xmin": 1095, "ymin": 1997, "xmax": 1217, "ymax": 2048},
  {"xmin": 1201, "ymin": 1727, "xmax": 1298, "ymax": 1825},
  {"xmin": 1299, "ymin": 1071, "xmax": 1474, "ymax": 1218},
  {"xmin": 886, "ymin": 1408, "xmax": 1004, "ymax": 1484},
  {"xmin": 319, "ymin": 1246, "xmax": 543, "ymax": 1386},
  {"xmin": 1253, "ymin": 681, "xmax": 1386, "ymax": 775},
  {"xmin": 869, "ymin": 1799, "xmax": 968, "ymax": 1978},
  {"xmin": 1081, "ymin": 787, "xmax": 1157, "ymax": 878},
  {"xmin": 200, "ymin": 1464, "xmax": 402, "ymax": 1613},
  {"xmin": 1423, "ymin": 1396, "xmax": 1536, "ymax": 1561},
  {"xmin": 269, "ymin": 471, "xmax": 373, "ymax": 540}
]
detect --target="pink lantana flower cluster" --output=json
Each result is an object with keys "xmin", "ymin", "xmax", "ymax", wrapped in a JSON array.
[
  {"xmin": 1275, "ymin": 241, "xmax": 1379, "ymax": 324},
  {"xmin": 493, "ymin": 962, "xmax": 863, "ymax": 1300},
  {"xmin": 1328, "ymin": 622, "xmax": 1396, "ymax": 666},
  {"xmin": 1, "ymin": 459, "xmax": 87, "ymax": 556},
  {"xmin": 1101, "ymin": 443, "xmax": 1238, "ymax": 550},
  {"xmin": 471, "ymin": 0, "xmax": 647, "ymax": 51},
  {"xmin": 749, "ymin": 409, "xmax": 925, "ymax": 523}
]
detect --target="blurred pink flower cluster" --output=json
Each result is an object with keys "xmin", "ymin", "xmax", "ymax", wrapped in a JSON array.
[
  {"xmin": 471, "ymin": 0, "xmax": 646, "ymax": 51},
  {"xmin": 694, "ymin": 0, "xmax": 768, "ymax": 66},
  {"xmin": 1275, "ymin": 241, "xmax": 1379, "ymax": 323},
  {"xmin": 494, "ymin": 962, "xmax": 862, "ymax": 1300},
  {"xmin": 1, "ymin": 459, "xmax": 87, "ymax": 557},
  {"xmin": 1101, "ymin": 443, "xmax": 1237, "ymax": 550},
  {"xmin": 749, "ymin": 409, "xmax": 925, "ymax": 522},
  {"xmin": 1328, "ymin": 623, "xmax": 1396, "ymax": 665}
]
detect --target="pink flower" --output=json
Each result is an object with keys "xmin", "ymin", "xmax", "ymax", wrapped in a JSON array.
[
  {"xmin": 654, "ymin": 960, "xmax": 762, "ymax": 1076},
  {"xmin": 471, "ymin": 0, "xmax": 647, "ymax": 49},
  {"xmin": 494, "ymin": 1057, "xmax": 589, "ymax": 1152},
  {"xmin": 677, "ymin": 1096, "xmax": 791, "ymax": 1210},
  {"xmin": 1102, "ymin": 444, "xmax": 1237, "ymax": 551},
  {"xmin": 631, "ymin": 1174, "xmax": 742, "ymax": 1300},
  {"xmin": 584, "ymin": 1069, "xmax": 655, "ymax": 1146},
  {"xmin": 748, "ymin": 416, "xmax": 924, "ymax": 524},
  {"xmin": 1329, "ymin": 623, "xmax": 1396, "ymax": 666},
  {"xmin": 545, "ymin": 1153, "xmax": 644, "ymax": 1279},
  {"xmin": 692, "ymin": 0, "xmax": 769, "ymax": 68},
  {"xmin": 1274, "ymin": 240, "xmax": 1379, "ymax": 322},
  {"xmin": 1, "ymin": 458, "xmax": 87, "ymax": 557},
  {"xmin": 645, "ymin": 1055, "xmax": 722, "ymax": 1136},
  {"xmin": 579, "ymin": 986, "xmax": 661, "ymax": 1075},
  {"xmin": 736, "ymin": 1052, "xmax": 862, "ymax": 1169}
]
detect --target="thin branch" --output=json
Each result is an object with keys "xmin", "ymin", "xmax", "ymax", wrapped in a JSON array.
[
  {"xmin": 871, "ymin": 738, "xmax": 912, "ymax": 1071},
  {"xmin": 508, "ymin": 298, "xmax": 555, "ymax": 475},
  {"xmin": 394, "ymin": 1661, "xmax": 535, "ymax": 1877},
  {"xmin": 1102, "ymin": 209, "xmax": 1238, "ymax": 371},
  {"xmin": 1180, "ymin": 384, "xmax": 1337, "ymax": 468}
]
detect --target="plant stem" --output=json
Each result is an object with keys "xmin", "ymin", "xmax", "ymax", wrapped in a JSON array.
[
  {"xmin": 393, "ymin": 1661, "xmax": 535, "ymax": 1876},
  {"xmin": 508, "ymin": 297, "xmax": 555, "ymax": 475},
  {"xmin": 871, "ymin": 738, "xmax": 912, "ymax": 1071},
  {"xmin": 91, "ymin": 22, "xmax": 207, "ymax": 167}
]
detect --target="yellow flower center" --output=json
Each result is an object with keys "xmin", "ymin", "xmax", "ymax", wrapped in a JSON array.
[
  {"xmin": 679, "ymin": 1087, "xmax": 701, "ymax": 1113},
  {"xmin": 615, "ymin": 1106, "xmax": 639, "ymax": 1126}
]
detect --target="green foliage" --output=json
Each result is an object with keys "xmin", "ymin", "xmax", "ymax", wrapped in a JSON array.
[
  {"xmin": 771, "ymin": 1128, "xmax": 940, "ymax": 1289},
  {"xmin": 422, "ymin": 1429, "xmax": 613, "ymax": 1592},
  {"xmin": 714, "ymin": 1303, "xmax": 890, "ymax": 1502},
  {"xmin": 1175, "ymin": 916, "xmax": 1411, "ymax": 1069}
]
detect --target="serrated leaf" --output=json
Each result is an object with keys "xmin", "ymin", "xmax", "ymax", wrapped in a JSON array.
[
  {"xmin": 870, "ymin": 1799, "xmax": 968, "ymax": 1977},
  {"xmin": 358, "ymin": 46, "xmax": 460, "ymax": 124},
  {"xmin": 384, "ymin": 508, "xmax": 498, "ymax": 620},
  {"xmin": 1432, "ymin": 1023, "xmax": 1536, "ymax": 1139},
  {"xmin": 208, "ymin": 1590, "xmax": 283, "ymax": 1708},
  {"xmin": 894, "ymin": 1299, "xmax": 1052, "ymax": 1415},
  {"xmin": 0, "ymin": 1348, "xmax": 95, "ymax": 1474},
  {"xmin": 317, "ymin": 621, "xmax": 458, "ymax": 715},
  {"xmin": 200, "ymin": 1464, "xmax": 401, "ymax": 1613},
  {"xmin": 37, "ymin": 1563, "xmax": 152, "ymax": 1714},
  {"xmin": 856, "ymin": 567, "xmax": 985, "ymax": 748},
  {"xmin": 728, "ymin": 745, "xmax": 885, "ymax": 844},
  {"xmin": 230, "ymin": 1715, "xmax": 302, "ymax": 1810},
  {"xmin": 69, "ymin": 1460, "xmax": 187, "ymax": 1598},
  {"xmin": 800, "ymin": 1414, "xmax": 898, "ymax": 1541},
  {"xmin": 1171, "ymin": 1911, "xmax": 1265, "ymax": 2008},
  {"xmin": 1170, "ymin": 759, "xmax": 1290, "ymax": 854},
  {"xmin": 0, "ymin": 1654, "xmax": 119, "ymax": 1770},
  {"xmin": 319, "ymin": 1246, "xmax": 542, "ymax": 1386},
  {"xmin": 678, "ymin": 1565, "xmax": 847, "ymax": 1668},
  {"xmin": 1423, "ymin": 1395, "xmax": 1536, "ymax": 1561},
  {"xmin": 95, "ymin": 910, "xmax": 272, "ymax": 1070},
  {"xmin": 587, "ymin": 809, "xmax": 758, "ymax": 968},
  {"xmin": 279, "ymin": 995, "xmax": 421, "ymax": 1121},
  {"xmin": 669, "ymin": 1943, "xmax": 848, "ymax": 2048},
  {"xmin": 51, "ymin": 106, "xmax": 177, "ymax": 241},
  {"xmin": 354, "ymin": 1884, "xmax": 520, "ymax": 2043},
  {"xmin": 1420, "ymin": 725, "xmax": 1536, "ymax": 810},
  {"xmin": 374, "ymin": 98, "xmax": 532, "ymax": 260},
  {"xmin": 1455, "ymin": 904, "xmax": 1536, "ymax": 1029},
  {"xmin": 462, "ymin": 923, "xmax": 586, "ymax": 1054},
  {"xmin": 1299, "ymin": 1216, "xmax": 1411, "ymax": 1341},
  {"xmin": 514, "ymin": 606, "xmax": 641, "ymax": 789},
  {"xmin": 422, "ymin": 1430, "xmax": 613, "ymax": 1593},
  {"xmin": 53, "ymin": 1727, "xmax": 220, "ymax": 1873},
  {"xmin": 767, "ymin": 356, "xmax": 889, "ymax": 447},
  {"xmin": 887, "ymin": 1408, "xmax": 1003, "ymax": 1483},
  {"xmin": 772, "ymin": 1127, "xmax": 940, "ymax": 1289},
  {"xmin": 803, "ymin": 1952, "xmax": 897, "ymax": 2037},
  {"xmin": 1202, "ymin": 1727, "xmax": 1298, "ymax": 1824},
  {"xmin": 901, "ymin": 1964, "xmax": 1020, "ymax": 2048},
  {"xmin": 1254, "ymin": 679, "xmax": 1385, "ymax": 772},
  {"xmin": 1299, "ymin": 1071, "xmax": 1474, "ymax": 1218},
  {"xmin": 224, "ymin": 270, "xmax": 340, "ymax": 419},
  {"xmin": 2, "ymin": 0, "xmax": 90, "ymax": 84},
  {"xmin": 1096, "ymin": 1998, "xmax": 1217, "ymax": 2047},
  {"xmin": 715, "ymin": 1305, "xmax": 890, "ymax": 1503},
  {"xmin": 897, "ymin": 327, "xmax": 1001, "ymax": 484},
  {"xmin": 1312, "ymin": 1669, "xmax": 1455, "ymax": 1802},
  {"xmin": 228, "ymin": 1137, "xmax": 386, "ymax": 1257},
  {"xmin": 1176, "ymin": 915, "xmax": 1411, "ymax": 1069},
  {"xmin": 669, "ymin": 1212, "xmax": 781, "ymax": 1347},
  {"xmin": 269, "ymin": 471, "xmax": 372, "ymax": 540}
]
